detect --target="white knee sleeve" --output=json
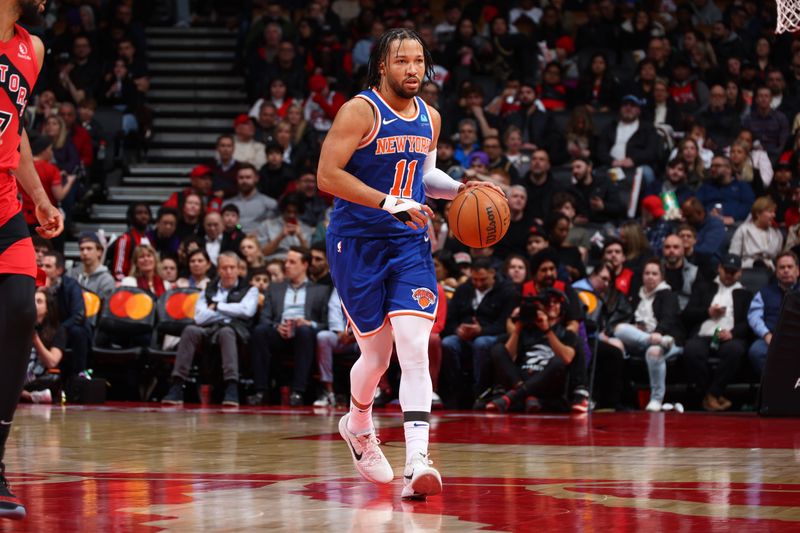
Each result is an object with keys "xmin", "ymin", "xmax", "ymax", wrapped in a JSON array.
[
  {"xmin": 390, "ymin": 315, "xmax": 434, "ymax": 413},
  {"xmin": 349, "ymin": 323, "xmax": 394, "ymax": 405}
]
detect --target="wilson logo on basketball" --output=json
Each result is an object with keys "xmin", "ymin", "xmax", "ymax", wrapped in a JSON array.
[
  {"xmin": 485, "ymin": 206, "xmax": 498, "ymax": 244},
  {"xmin": 411, "ymin": 288, "xmax": 435, "ymax": 309}
]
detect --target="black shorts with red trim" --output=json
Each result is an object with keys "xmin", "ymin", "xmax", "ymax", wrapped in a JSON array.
[{"xmin": 0, "ymin": 210, "xmax": 37, "ymax": 280}]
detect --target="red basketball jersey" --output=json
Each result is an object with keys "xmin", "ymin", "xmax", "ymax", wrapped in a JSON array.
[{"xmin": 0, "ymin": 24, "xmax": 38, "ymax": 224}]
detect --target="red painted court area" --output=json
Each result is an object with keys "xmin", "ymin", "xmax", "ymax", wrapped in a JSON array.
[{"xmin": 1, "ymin": 405, "xmax": 798, "ymax": 532}]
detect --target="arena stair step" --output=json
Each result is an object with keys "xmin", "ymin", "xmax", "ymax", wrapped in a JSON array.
[
  {"xmin": 107, "ymin": 186, "xmax": 176, "ymax": 202},
  {"xmin": 148, "ymin": 89, "xmax": 247, "ymax": 103}
]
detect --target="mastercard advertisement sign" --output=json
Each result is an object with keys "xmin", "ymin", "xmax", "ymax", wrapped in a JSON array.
[
  {"xmin": 108, "ymin": 290, "xmax": 155, "ymax": 320},
  {"xmin": 164, "ymin": 291, "xmax": 200, "ymax": 321},
  {"xmin": 83, "ymin": 291, "xmax": 102, "ymax": 318}
]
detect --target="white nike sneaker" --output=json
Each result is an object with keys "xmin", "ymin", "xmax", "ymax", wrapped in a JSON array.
[
  {"xmin": 338, "ymin": 414, "xmax": 394, "ymax": 484},
  {"xmin": 645, "ymin": 399, "xmax": 662, "ymax": 412},
  {"xmin": 401, "ymin": 452, "xmax": 442, "ymax": 500}
]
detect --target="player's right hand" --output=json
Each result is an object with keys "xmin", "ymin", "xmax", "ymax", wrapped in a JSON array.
[{"xmin": 380, "ymin": 195, "xmax": 433, "ymax": 230}]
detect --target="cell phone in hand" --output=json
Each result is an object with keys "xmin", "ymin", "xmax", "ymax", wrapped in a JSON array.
[{"xmin": 287, "ymin": 216, "xmax": 298, "ymax": 225}]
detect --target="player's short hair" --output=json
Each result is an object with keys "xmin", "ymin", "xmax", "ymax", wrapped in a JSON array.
[{"xmin": 366, "ymin": 28, "xmax": 435, "ymax": 89}]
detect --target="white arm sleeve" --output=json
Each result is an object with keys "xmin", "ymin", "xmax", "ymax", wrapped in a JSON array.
[{"xmin": 422, "ymin": 149, "xmax": 462, "ymax": 200}]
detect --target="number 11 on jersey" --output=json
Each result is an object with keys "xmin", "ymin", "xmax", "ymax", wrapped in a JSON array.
[{"xmin": 389, "ymin": 159, "xmax": 417, "ymax": 198}]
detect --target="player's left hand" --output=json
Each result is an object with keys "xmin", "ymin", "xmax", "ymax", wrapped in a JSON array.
[
  {"xmin": 35, "ymin": 202, "xmax": 64, "ymax": 239},
  {"xmin": 460, "ymin": 180, "xmax": 506, "ymax": 198}
]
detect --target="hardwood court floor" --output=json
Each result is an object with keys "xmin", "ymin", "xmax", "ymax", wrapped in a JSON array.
[{"xmin": 2, "ymin": 403, "xmax": 799, "ymax": 532}]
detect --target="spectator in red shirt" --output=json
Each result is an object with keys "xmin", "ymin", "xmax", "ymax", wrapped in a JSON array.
[
  {"xmin": 163, "ymin": 164, "xmax": 222, "ymax": 213},
  {"xmin": 58, "ymin": 102, "xmax": 94, "ymax": 168},
  {"xmin": 21, "ymin": 136, "xmax": 77, "ymax": 228},
  {"xmin": 109, "ymin": 202, "xmax": 152, "ymax": 281}
]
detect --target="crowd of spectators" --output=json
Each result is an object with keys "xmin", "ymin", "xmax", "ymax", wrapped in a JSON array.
[{"xmin": 24, "ymin": 0, "xmax": 800, "ymax": 412}]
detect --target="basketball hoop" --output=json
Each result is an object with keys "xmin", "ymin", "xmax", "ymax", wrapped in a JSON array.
[{"xmin": 776, "ymin": 0, "xmax": 800, "ymax": 33}]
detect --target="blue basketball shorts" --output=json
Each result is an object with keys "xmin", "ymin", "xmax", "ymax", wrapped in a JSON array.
[{"xmin": 326, "ymin": 232, "xmax": 438, "ymax": 336}]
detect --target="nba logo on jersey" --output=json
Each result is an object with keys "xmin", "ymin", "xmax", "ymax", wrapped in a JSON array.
[
  {"xmin": 420, "ymin": 114, "xmax": 428, "ymax": 123},
  {"xmin": 411, "ymin": 288, "xmax": 435, "ymax": 309}
]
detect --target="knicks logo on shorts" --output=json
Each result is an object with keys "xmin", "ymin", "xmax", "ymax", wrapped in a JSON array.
[{"xmin": 411, "ymin": 288, "xmax": 436, "ymax": 310}]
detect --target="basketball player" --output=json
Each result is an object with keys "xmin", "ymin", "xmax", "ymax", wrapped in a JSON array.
[
  {"xmin": 0, "ymin": 0, "xmax": 65, "ymax": 520},
  {"xmin": 318, "ymin": 28, "xmax": 502, "ymax": 499}
]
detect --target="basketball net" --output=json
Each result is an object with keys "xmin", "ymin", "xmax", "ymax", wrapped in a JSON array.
[{"xmin": 776, "ymin": 0, "xmax": 800, "ymax": 33}]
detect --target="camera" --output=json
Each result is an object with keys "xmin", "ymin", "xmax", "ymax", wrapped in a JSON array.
[
  {"xmin": 513, "ymin": 289, "xmax": 568, "ymax": 328},
  {"xmin": 516, "ymin": 296, "xmax": 544, "ymax": 327}
]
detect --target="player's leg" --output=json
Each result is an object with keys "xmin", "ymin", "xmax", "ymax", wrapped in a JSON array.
[
  {"xmin": 386, "ymin": 233, "xmax": 442, "ymax": 499},
  {"xmin": 348, "ymin": 325, "xmax": 394, "ymax": 433},
  {"xmin": 337, "ymin": 323, "xmax": 395, "ymax": 484},
  {"xmin": 0, "ymin": 274, "xmax": 37, "ymax": 520},
  {"xmin": 390, "ymin": 313, "xmax": 443, "ymax": 499},
  {"xmin": 327, "ymin": 235, "xmax": 394, "ymax": 484}
]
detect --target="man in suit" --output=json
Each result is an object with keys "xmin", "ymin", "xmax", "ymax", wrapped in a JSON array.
[
  {"xmin": 248, "ymin": 246, "xmax": 331, "ymax": 405},
  {"xmin": 681, "ymin": 254, "xmax": 752, "ymax": 411}
]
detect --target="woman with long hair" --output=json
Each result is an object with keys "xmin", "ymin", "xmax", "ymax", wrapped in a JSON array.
[
  {"xmin": 619, "ymin": 220, "xmax": 652, "ymax": 274},
  {"xmin": 730, "ymin": 139, "xmax": 766, "ymax": 197},
  {"xmin": 175, "ymin": 192, "xmax": 205, "ymax": 242},
  {"xmin": 43, "ymin": 115, "xmax": 80, "ymax": 174},
  {"xmin": 21, "ymin": 288, "xmax": 66, "ymax": 404},
  {"xmin": 121, "ymin": 244, "xmax": 170, "ymax": 297},
  {"xmin": 576, "ymin": 53, "xmax": 619, "ymax": 113},
  {"xmin": 562, "ymin": 105, "xmax": 596, "ymax": 160},
  {"xmin": 613, "ymin": 259, "xmax": 684, "ymax": 411},
  {"xmin": 240, "ymin": 235, "xmax": 265, "ymax": 277},
  {"xmin": 674, "ymin": 137, "xmax": 706, "ymax": 186}
]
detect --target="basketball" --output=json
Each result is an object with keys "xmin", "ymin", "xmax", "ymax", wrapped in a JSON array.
[{"xmin": 447, "ymin": 187, "xmax": 511, "ymax": 248}]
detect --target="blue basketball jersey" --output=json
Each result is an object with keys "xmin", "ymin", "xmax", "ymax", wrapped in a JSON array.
[{"xmin": 327, "ymin": 89, "xmax": 433, "ymax": 238}]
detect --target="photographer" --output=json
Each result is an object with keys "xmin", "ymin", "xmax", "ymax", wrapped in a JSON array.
[{"xmin": 484, "ymin": 288, "xmax": 581, "ymax": 412}]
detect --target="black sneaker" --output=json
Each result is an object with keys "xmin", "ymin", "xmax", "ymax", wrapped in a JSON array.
[
  {"xmin": 161, "ymin": 382, "xmax": 184, "ymax": 405},
  {"xmin": 0, "ymin": 469, "xmax": 26, "ymax": 520},
  {"xmin": 222, "ymin": 382, "xmax": 239, "ymax": 407},
  {"xmin": 289, "ymin": 391, "xmax": 304, "ymax": 407}
]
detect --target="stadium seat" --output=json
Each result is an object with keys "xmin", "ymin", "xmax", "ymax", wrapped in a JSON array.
[
  {"xmin": 82, "ymin": 289, "xmax": 102, "ymax": 329},
  {"xmin": 143, "ymin": 288, "xmax": 202, "ymax": 399},
  {"xmin": 91, "ymin": 287, "xmax": 156, "ymax": 400}
]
